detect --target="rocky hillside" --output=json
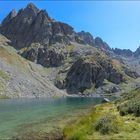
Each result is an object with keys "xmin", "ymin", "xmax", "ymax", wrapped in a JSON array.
[
  {"xmin": 0, "ymin": 3, "xmax": 140, "ymax": 98},
  {"xmin": 56, "ymin": 51, "xmax": 139, "ymax": 94},
  {"xmin": 0, "ymin": 34, "xmax": 66, "ymax": 98}
]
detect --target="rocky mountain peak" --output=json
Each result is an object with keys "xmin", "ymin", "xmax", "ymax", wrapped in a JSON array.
[
  {"xmin": 77, "ymin": 31, "xmax": 95, "ymax": 46},
  {"xmin": 2, "ymin": 9, "xmax": 17, "ymax": 25},
  {"xmin": 20, "ymin": 2, "xmax": 39, "ymax": 17},
  {"xmin": 95, "ymin": 37, "xmax": 111, "ymax": 51},
  {"xmin": 9, "ymin": 9, "xmax": 17, "ymax": 18},
  {"xmin": 134, "ymin": 46, "xmax": 140, "ymax": 57},
  {"xmin": 0, "ymin": 3, "xmax": 80, "ymax": 49},
  {"xmin": 37, "ymin": 10, "xmax": 52, "ymax": 22},
  {"xmin": 26, "ymin": 2, "xmax": 39, "ymax": 12}
]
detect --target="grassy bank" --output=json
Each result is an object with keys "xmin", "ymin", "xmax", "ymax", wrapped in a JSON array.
[{"xmin": 64, "ymin": 90, "xmax": 140, "ymax": 140}]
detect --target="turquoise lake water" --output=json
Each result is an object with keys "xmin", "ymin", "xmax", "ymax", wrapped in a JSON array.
[{"xmin": 0, "ymin": 97, "xmax": 105, "ymax": 139}]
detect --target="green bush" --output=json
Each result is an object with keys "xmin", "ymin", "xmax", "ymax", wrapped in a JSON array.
[
  {"xmin": 118, "ymin": 98, "xmax": 140, "ymax": 117},
  {"xmin": 95, "ymin": 114, "xmax": 118, "ymax": 135}
]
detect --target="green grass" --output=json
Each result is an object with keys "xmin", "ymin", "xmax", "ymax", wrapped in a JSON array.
[{"xmin": 64, "ymin": 89, "xmax": 140, "ymax": 140}]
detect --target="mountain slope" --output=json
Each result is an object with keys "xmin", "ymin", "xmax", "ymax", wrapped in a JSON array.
[{"xmin": 0, "ymin": 34, "xmax": 66, "ymax": 98}]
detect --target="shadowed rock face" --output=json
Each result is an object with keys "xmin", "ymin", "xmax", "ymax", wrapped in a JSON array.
[
  {"xmin": 65, "ymin": 54, "xmax": 125, "ymax": 94},
  {"xmin": 21, "ymin": 46, "xmax": 64, "ymax": 67}
]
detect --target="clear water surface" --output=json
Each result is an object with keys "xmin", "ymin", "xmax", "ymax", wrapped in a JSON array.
[{"xmin": 0, "ymin": 97, "xmax": 106, "ymax": 139}]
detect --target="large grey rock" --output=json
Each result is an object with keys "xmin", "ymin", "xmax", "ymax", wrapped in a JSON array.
[
  {"xmin": 21, "ymin": 45, "xmax": 64, "ymax": 67},
  {"xmin": 65, "ymin": 54, "xmax": 125, "ymax": 94}
]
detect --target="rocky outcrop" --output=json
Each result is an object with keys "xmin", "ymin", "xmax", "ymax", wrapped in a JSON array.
[
  {"xmin": 95, "ymin": 37, "xmax": 111, "ymax": 51},
  {"xmin": 124, "ymin": 68, "xmax": 139, "ymax": 79},
  {"xmin": 134, "ymin": 46, "xmax": 140, "ymax": 57},
  {"xmin": 37, "ymin": 48, "xmax": 64, "ymax": 67},
  {"xmin": 1, "ymin": 9, "xmax": 17, "ymax": 25},
  {"xmin": 55, "ymin": 79, "xmax": 66, "ymax": 89},
  {"xmin": 113, "ymin": 48, "xmax": 133, "ymax": 57},
  {"xmin": 65, "ymin": 54, "xmax": 125, "ymax": 94},
  {"xmin": 21, "ymin": 44, "xmax": 64, "ymax": 67},
  {"xmin": 77, "ymin": 31, "xmax": 95, "ymax": 46},
  {"xmin": 0, "ymin": 3, "xmax": 40, "ymax": 49}
]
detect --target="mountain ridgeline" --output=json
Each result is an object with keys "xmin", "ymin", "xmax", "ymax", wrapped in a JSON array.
[{"xmin": 0, "ymin": 3, "xmax": 140, "ymax": 97}]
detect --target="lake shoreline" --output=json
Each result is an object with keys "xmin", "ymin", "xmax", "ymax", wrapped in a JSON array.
[{"xmin": 0, "ymin": 97, "xmax": 105, "ymax": 139}]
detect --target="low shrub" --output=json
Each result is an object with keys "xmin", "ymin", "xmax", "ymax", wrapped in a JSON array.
[
  {"xmin": 118, "ymin": 98, "xmax": 140, "ymax": 117},
  {"xmin": 95, "ymin": 114, "xmax": 118, "ymax": 135}
]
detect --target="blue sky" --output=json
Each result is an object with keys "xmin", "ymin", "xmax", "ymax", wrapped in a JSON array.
[{"xmin": 0, "ymin": 1, "xmax": 140, "ymax": 51}]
